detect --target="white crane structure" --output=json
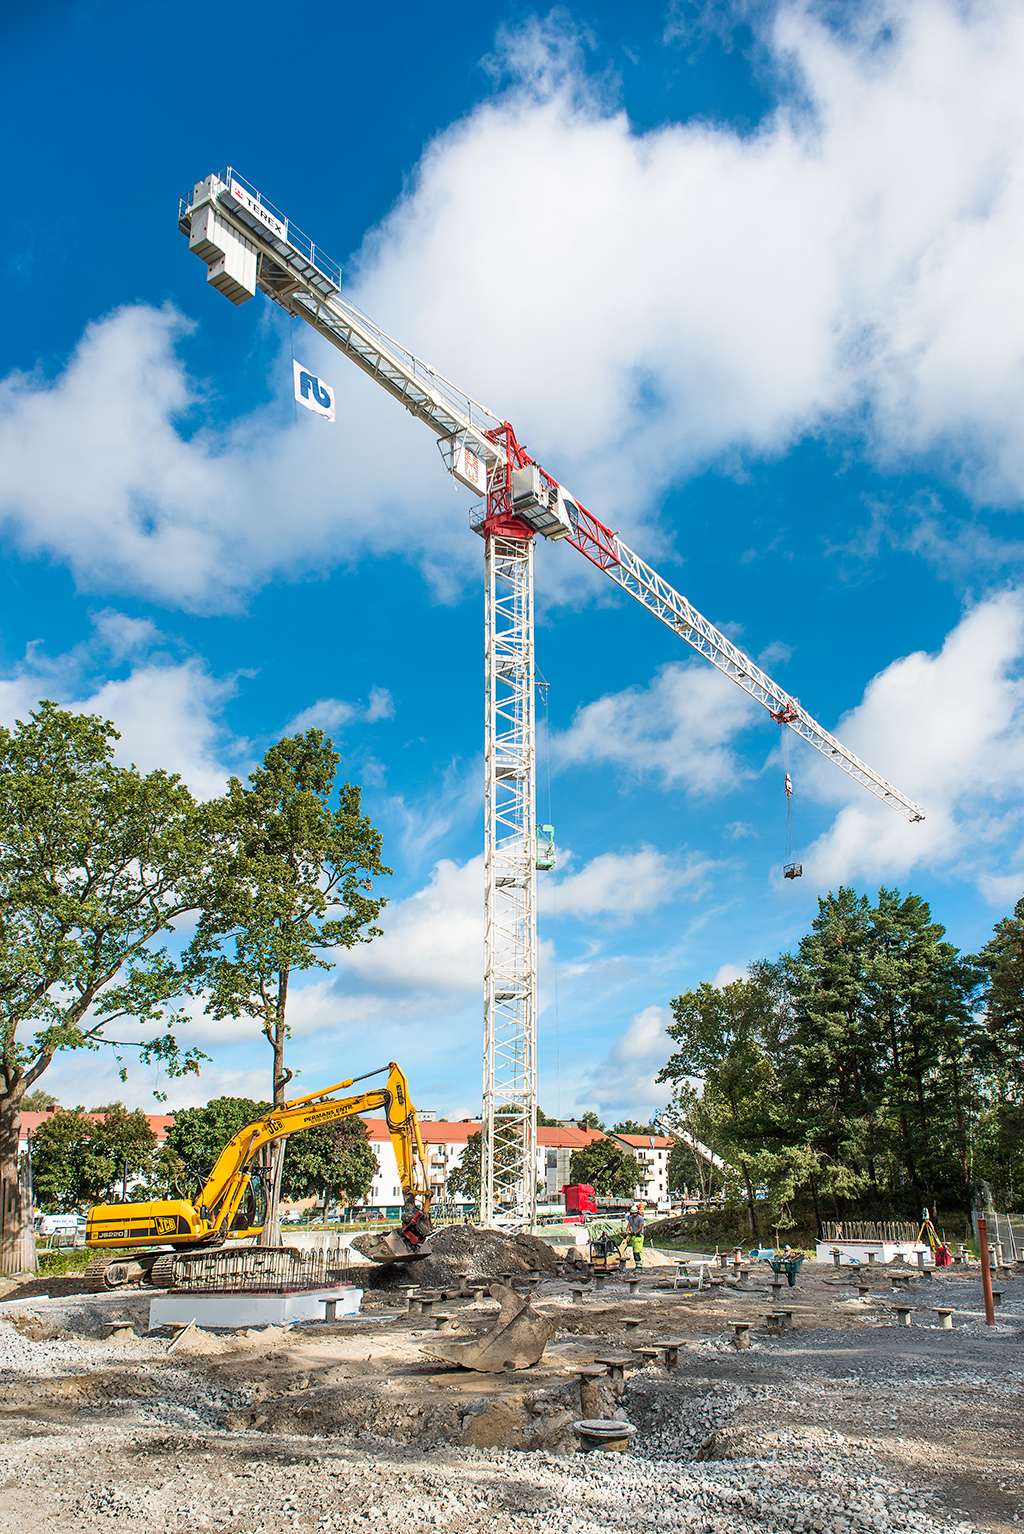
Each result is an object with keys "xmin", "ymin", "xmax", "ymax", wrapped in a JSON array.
[{"xmin": 178, "ymin": 168, "xmax": 925, "ymax": 1231}]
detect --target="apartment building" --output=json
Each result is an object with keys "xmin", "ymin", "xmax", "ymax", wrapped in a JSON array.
[{"xmin": 609, "ymin": 1132, "xmax": 675, "ymax": 1206}]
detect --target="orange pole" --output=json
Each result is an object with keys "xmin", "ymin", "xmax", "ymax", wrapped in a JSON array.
[{"xmin": 977, "ymin": 1216, "xmax": 995, "ymax": 1326}]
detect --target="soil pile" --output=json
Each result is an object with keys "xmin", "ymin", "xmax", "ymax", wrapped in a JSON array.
[{"xmin": 364, "ymin": 1225, "xmax": 560, "ymax": 1291}]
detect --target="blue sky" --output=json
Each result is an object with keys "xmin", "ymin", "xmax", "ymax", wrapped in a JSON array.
[{"xmin": 2, "ymin": 0, "xmax": 1023, "ymax": 1121}]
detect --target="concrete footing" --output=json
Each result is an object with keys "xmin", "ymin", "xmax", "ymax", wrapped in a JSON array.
[{"xmin": 149, "ymin": 1286, "xmax": 362, "ymax": 1330}]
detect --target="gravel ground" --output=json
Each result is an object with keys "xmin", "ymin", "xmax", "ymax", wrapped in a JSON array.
[{"xmin": 0, "ymin": 1262, "xmax": 1020, "ymax": 1534}]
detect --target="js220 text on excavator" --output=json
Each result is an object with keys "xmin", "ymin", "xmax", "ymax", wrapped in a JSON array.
[{"xmin": 84, "ymin": 1061, "xmax": 432, "ymax": 1291}]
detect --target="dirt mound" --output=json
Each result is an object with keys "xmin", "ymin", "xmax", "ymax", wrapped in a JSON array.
[{"xmin": 364, "ymin": 1225, "xmax": 560, "ymax": 1291}]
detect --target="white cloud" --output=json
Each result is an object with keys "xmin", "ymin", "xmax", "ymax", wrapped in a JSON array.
[
  {"xmin": 0, "ymin": 622, "xmax": 241, "ymax": 800},
  {"xmin": 578, "ymin": 1004, "xmax": 674, "ymax": 1119},
  {"xmin": 284, "ymin": 686, "xmax": 395, "ymax": 736},
  {"xmin": 365, "ymin": 686, "xmax": 395, "ymax": 722},
  {"xmin": 344, "ymin": 855, "xmax": 483, "ymax": 995},
  {"xmin": 81, "ymin": 661, "xmax": 238, "ymax": 799},
  {"xmin": 712, "ymin": 962, "xmax": 746, "ymax": 988},
  {"xmin": 553, "ymin": 661, "xmax": 757, "ymax": 794},
  {"xmin": 544, "ymin": 846, "xmax": 715, "ymax": 919},
  {"xmin": 802, "ymin": 589, "xmax": 1024, "ymax": 888},
  {"xmin": 284, "ymin": 698, "xmax": 357, "ymax": 734},
  {"xmin": 2, "ymin": 3, "xmax": 1024, "ymax": 607},
  {"xmin": 92, "ymin": 610, "xmax": 163, "ymax": 659}
]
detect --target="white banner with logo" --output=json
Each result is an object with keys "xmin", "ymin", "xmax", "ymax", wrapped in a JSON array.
[{"xmin": 293, "ymin": 360, "xmax": 336, "ymax": 422}]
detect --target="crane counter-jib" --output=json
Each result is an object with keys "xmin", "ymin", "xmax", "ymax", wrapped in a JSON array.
[{"xmin": 179, "ymin": 170, "xmax": 505, "ymax": 472}]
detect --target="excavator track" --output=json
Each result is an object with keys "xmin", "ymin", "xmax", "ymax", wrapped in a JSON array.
[
  {"xmin": 82, "ymin": 1251, "xmax": 164, "ymax": 1292},
  {"xmin": 82, "ymin": 1243, "xmax": 355, "ymax": 1293}
]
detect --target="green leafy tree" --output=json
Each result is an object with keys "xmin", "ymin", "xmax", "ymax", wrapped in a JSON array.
[
  {"xmin": 163, "ymin": 1097, "xmax": 265, "ymax": 1180},
  {"xmin": 31, "ymin": 1106, "xmax": 157, "ymax": 1211},
  {"xmin": 21, "ymin": 1090, "xmax": 58, "ymax": 1112},
  {"xmin": 663, "ymin": 1082, "xmax": 725, "ymax": 1202},
  {"xmin": 183, "ymin": 731, "xmax": 389, "ymax": 1242},
  {"xmin": 569, "ymin": 1138, "xmax": 638, "ymax": 1198},
  {"xmin": 93, "ymin": 1103, "xmax": 163, "ymax": 1201},
  {"xmin": 577, "ymin": 1110, "xmax": 604, "ymax": 1131},
  {"xmin": 0, "ymin": 703, "xmax": 209, "ymax": 1274},
  {"xmin": 280, "ymin": 1118, "xmax": 376, "ymax": 1211},
  {"xmin": 967, "ymin": 894, "xmax": 1024, "ymax": 1208},
  {"xmin": 612, "ymin": 1119, "xmax": 654, "ymax": 1135},
  {"xmin": 446, "ymin": 1132, "xmax": 480, "ymax": 1202},
  {"xmin": 659, "ymin": 973, "xmax": 781, "ymax": 1238},
  {"xmin": 975, "ymin": 894, "xmax": 1024, "ymax": 1087}
]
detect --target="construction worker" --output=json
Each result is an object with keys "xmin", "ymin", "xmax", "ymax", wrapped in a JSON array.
[{"xmin": 626, "ymin": 1202, "xmax": 646, "ymax": 1269}]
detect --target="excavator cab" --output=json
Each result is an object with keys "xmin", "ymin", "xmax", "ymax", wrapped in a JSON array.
[{"xmin": 536, "ymin": 824, "xmax": 556, "ymax": 871}]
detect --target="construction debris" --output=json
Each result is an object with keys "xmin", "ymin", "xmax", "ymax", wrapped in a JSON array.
[
  {"xmin": 364, "ymin": 1225, "xmax": 559, "ymax": 1292},
  {"xmin": 424, "ymin": 1283, "xmax": 556, "ymax": 1373}
]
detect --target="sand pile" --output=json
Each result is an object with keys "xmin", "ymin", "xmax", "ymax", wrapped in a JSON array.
[{"xmin": 365, "ymin": 1225, "xmax": 560, "ymax": 1291}]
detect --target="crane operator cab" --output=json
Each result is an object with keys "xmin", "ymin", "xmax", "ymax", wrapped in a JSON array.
[
  {"xmin": 783, "ymin": 862, "xmax": 803, "ymax": 880},
  {"xmin": 536, "ymin": 824, "xmax": 556, "ymax": 872}
]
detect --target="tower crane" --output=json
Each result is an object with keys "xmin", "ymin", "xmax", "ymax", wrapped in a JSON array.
[{"xmin": 177, "ymin": 169, "xmax": 925, "ymax": 1232}]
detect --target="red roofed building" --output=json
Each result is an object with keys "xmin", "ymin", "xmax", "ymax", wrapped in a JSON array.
[{"xmin": 18, "ymin": 1108, "xmax": 176, "ymax": 1157}]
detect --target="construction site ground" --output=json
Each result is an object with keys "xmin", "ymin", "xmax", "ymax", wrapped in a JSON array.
[{"xmin": 0, "ymin": 1247, "xmax": 1020, "ymax": 1534}]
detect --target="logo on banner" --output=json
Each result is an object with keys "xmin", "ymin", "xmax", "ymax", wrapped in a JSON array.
[{"xmin": 293, "ymin": 360, "xmax": 336, "ymax": 421}]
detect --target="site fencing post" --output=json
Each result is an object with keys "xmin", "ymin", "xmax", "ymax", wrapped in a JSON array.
[{"xmin": 977, "ymin": 1215, "xmax": 995, "ymax": 1327}]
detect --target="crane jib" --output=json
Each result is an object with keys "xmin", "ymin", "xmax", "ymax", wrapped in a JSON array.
[{"xmin": 177, "ymin": 166, "xmax": 925, "ymax": 829}]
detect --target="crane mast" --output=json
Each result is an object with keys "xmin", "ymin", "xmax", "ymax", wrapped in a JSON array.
[{"xmin": 178, "ymin": 169, "xmax": 924, "ymax": 1231}]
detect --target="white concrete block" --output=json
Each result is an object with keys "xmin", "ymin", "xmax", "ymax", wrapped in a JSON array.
[{"xmin": 149, "ymin": 1286, "xmax": 362, "ymax": 1330}]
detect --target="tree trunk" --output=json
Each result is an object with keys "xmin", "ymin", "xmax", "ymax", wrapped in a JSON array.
[
  {"xmin": 0, "ymin": 1092, "xmax": 36, "ymax": 1277},
  {"xmin": 259, "ymin": 997, "xmax": 290, "ymax": 1249},
  {"xmin": 740, "ymin": 1161, "xmax": 759, "ymax": 1243}
]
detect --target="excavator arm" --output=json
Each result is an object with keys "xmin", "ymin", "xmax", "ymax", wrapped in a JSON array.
[{"xmin": 198, "ymin": 1061, "xmax": 431, "ymax": 1235}]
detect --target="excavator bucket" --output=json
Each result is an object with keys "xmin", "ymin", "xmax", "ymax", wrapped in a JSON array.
[
  {"xmin": 424, "ymin": 1282, "xmax": 556, "ymax": 1373},
  {"xmin": 351, "ymin": 1229, "xmax": 432, "ymax": 1264}
]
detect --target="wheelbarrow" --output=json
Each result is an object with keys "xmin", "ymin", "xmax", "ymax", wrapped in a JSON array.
[{"xmin": 767, "ymin": 1255, "xmax": 804, "ymax": 1288}]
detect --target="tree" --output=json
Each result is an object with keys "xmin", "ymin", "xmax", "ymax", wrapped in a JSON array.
[
  {"xmin": 0, "ymin": 703, "xmax": 209, "ymax": 1274},
  {"xmin": 21, "ymin": 1090, "xmax": 58, "ymax": 1112},
  {"xmin": 184, "ymin": 731, "xmax": 389, "ymax": 1243},
  {"xmin": 659, "ymin": 972, "xmax": 781, "ymax": 1238},
  {"xmin": 447, "ymin": 1133, "xmax": 481, "ymax": 1202},
  {"xmin": 663, "ymin": 1082, "xmax": 725, "ymax": 1203},
  {"xmin": 577, "ymin": 1111, "xmax": 604, "ymax": 1131},
  {"xmin": 612, "ymin": 1119, "xmax": 654, "ymax": 1136},
  {"xmin": 186, "ymin": 733, "xmax": 389, "ymax": 1107},
  {"xmin": 569, "ymin": 1138, "xmax": 638, "ymax": 1198},
  {"xmin": 31, "ymin": 1106, "xmax": 157, "ymax": 1211},
  {"xmin": 969, "ymin": 895, "xmax": 1024, "ymax": 1209},
  {"xmin": 975, "ymin": 894, "xmax": 1024, "ymax": 1088},
  {"xmin": 163, "ymin": 1097, "xmax": 265, "ymax": 1181},
  {"xmin": 280, "ymin": 1119, "xmax": 376, "ymax": 1212}
]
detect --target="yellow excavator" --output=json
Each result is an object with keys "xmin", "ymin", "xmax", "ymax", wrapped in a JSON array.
[{"xmin": 84, "ymin": 1061, "xmax": 433, "ymax": 1291}]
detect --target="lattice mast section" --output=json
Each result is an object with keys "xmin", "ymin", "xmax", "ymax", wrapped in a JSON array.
[{"xmin": 480, "ymin": 436, "xmax": 538, "ymax": 1230}]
